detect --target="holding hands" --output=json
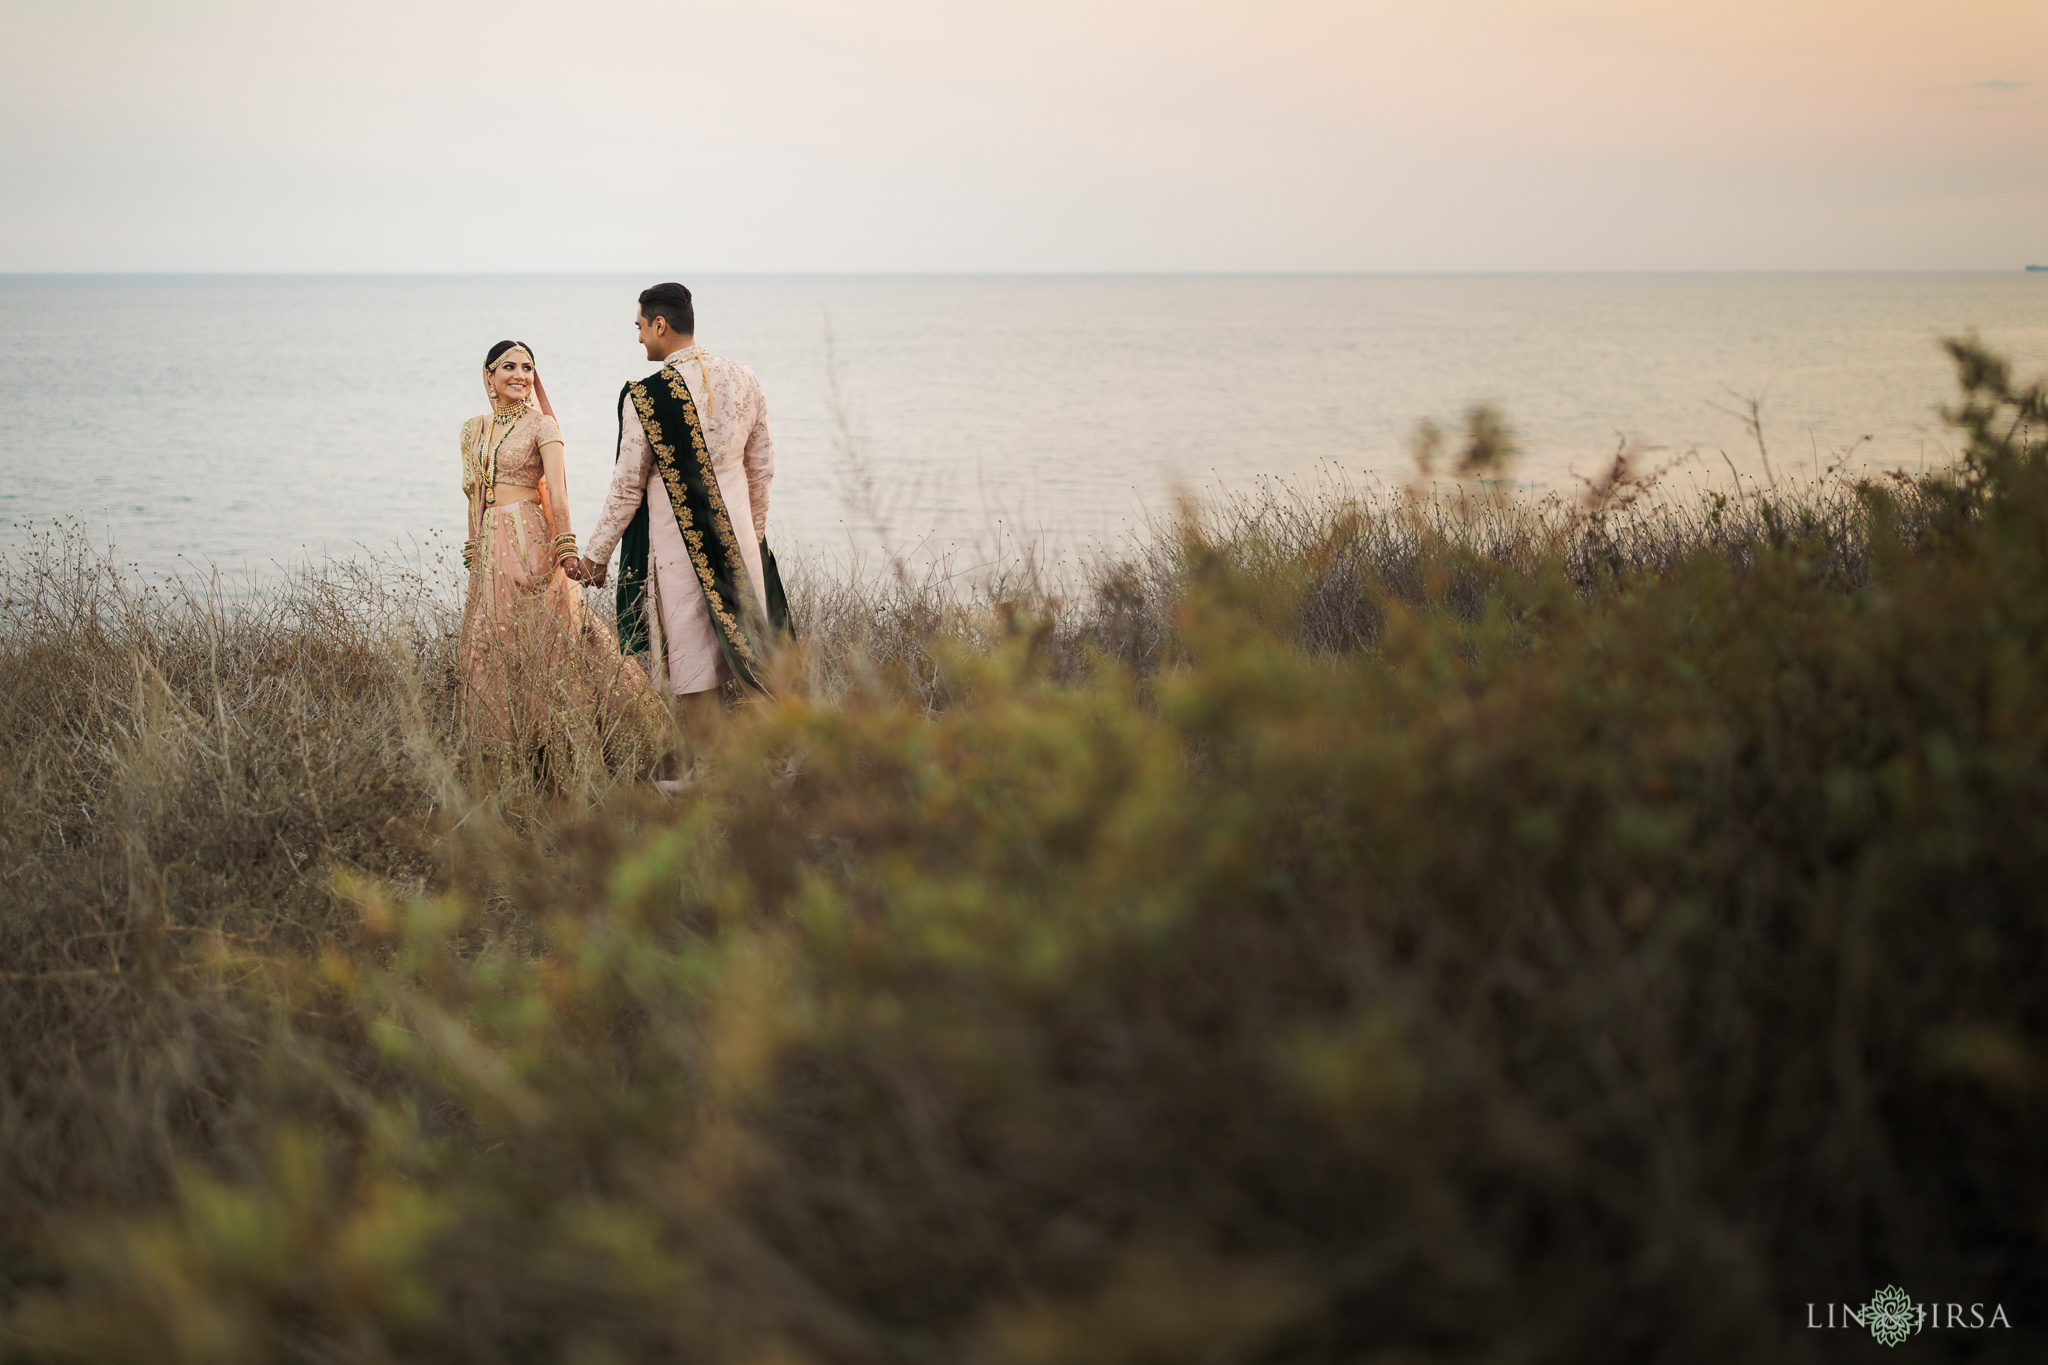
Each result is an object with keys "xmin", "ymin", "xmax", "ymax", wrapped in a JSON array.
[{"xmin": 563, "ymin": 554, "xmax": 607, "ymax": 587}]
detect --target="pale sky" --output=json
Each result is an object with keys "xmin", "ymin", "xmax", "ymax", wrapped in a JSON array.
[{"xmin": 2, "ymin": 0, "xmax": 2042, "ymax": 272}]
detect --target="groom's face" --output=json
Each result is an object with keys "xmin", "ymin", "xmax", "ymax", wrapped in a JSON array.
[{"xmin": 635, "ymin": 310, "xmax": 667, "ymax": 361}]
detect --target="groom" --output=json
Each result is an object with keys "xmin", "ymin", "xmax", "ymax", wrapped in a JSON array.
[{"xmin": 568, "ymin": 282, "xmax": 790, "ymax": 733}]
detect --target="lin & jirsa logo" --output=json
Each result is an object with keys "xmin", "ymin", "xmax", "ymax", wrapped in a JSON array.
[{"xmin": 1807, "ymin": 1286, "xmax": 2013, "ymax": 1346}]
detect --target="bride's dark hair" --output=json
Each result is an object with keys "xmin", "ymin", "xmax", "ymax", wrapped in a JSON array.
[{"xmin": 485, "ymin": 339, "xmax": 535, "ymax": 368}]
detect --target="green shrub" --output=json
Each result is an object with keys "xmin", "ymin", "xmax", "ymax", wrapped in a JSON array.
[{"xmin": 3, "ymin": 340, "xmax": 2044, "ymax": 1363}]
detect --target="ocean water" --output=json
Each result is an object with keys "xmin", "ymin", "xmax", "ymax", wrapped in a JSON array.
[{"xmin": 2, "ymin": 273, "xmax": 2043, "ymax": 584}]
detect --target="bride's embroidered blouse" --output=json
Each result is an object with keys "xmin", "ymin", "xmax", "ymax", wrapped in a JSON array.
[{"xmin": 460, "ymin": 412, "xmax": 562, "ymax": 492}]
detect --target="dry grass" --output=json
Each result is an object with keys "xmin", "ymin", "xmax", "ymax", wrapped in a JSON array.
[
  {"xmin": 0, "ymin": 338, "xmax": 2042, "ymax": 1363},
  {"xmin": 0, "ymin": 535, "xmax": 445, "ymax": 1241},
  {"xmin": 787, "ymin": 437, "xmax": 1929, "ymax": 711}
]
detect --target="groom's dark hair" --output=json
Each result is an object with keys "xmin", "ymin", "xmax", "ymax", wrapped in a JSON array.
[{"xmin": 638, "ymin": 282, "xmax": 694, "ymax": 336}]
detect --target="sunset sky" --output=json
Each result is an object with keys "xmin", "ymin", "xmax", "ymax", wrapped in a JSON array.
[{"xmin": 2, "ymin": 0, "xmax": 2042, "ymax": 272}]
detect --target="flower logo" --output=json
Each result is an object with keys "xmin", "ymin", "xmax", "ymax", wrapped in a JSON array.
[{"xmin": 1866, "ymin": 1285, "xmax": 1919, "ymax": 1347}]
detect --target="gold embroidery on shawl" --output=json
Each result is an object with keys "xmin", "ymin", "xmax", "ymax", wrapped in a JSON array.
[
  {"xmin": 661, "ymin": 364, "xmax": 757, "ymax": 660},
  {"xmin": 628, "ymin": 377, "xmax": 757, "ymax": 665},
  {"xmin": 663, "ymin": 366, "xmax": 753, "ymax": 588}
]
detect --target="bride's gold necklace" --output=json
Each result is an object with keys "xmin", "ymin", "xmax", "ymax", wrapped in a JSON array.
[{"xmin": 480, "ymin": 399, "xmax": 527, "ymax": 505}]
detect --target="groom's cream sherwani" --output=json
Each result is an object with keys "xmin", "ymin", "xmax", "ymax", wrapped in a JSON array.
[{"xmin": 585, "ymin": 344, "xmax": 776, "ymax": 695}]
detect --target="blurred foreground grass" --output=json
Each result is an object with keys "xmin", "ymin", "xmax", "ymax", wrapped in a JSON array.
[{"xmin": 2, "ymin": 339, "xmax": 2044, "ymax": 1363}]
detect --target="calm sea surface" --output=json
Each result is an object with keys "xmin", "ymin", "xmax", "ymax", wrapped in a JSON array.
[{"xmin": 2, "ymin": 273, "xmax": 2043, "ymax": 584}]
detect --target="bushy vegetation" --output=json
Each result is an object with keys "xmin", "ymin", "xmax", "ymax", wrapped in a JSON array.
[{"xmin": 2, "ymin": 340, "xmax": 2044, "ymax": 1363}]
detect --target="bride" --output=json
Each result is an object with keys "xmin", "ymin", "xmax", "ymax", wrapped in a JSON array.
[{"xmin": 458, "ymin": 340, "xmax": 647, "ymax": 761}]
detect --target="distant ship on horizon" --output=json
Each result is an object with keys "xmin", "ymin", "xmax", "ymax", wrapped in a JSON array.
[{"xmin": 2030, "ymin": 264, "xmax": 2048, "ymax": 272}]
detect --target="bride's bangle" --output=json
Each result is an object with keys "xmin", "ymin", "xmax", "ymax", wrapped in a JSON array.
[
  {"xmin": 461, "ymin": 539, "xmax": 480, "ymax": 570},
  {"xmin": 553, "ymin": 533, "xmax": 579, "ymax": 568}
]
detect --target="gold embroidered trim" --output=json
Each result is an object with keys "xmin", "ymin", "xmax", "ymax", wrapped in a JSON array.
[
  {"xmin": 629, "ymin": 375, "xmax": 758, "ymax": 666},
  {"xmin": 664, "ymin": 365, "xmax": 755, "ymax": 607},
  {"xmin": 460, "ymin": 415, "xmax": 481, "ymax": 495}
]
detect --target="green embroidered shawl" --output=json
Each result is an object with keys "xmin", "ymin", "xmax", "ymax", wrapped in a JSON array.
[{"xmin": 612, "ymin": 363, "xmax": 792, "ymax": 691}]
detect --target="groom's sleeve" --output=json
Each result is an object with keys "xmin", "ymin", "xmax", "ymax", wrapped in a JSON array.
[
  {"xmin": 585, "ymin": 392, "xmax": 655, "ymax": 566},
  {"xmin": 742, "ymin": 376, "xmax": 775, "ymax": 542}
]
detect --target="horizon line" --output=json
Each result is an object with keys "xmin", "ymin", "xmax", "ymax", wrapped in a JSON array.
[{"xmin": 2, "ymin": 266, "xmax": 2042, "ymax": 279}]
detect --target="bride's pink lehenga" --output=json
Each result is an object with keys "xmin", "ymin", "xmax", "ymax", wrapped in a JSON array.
[{"xmin": 457, "ymin": 403, "xmax": 650, "ymax": 763}]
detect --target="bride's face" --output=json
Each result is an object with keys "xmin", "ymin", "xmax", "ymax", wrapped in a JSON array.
[{"xmin": 489, "ymin": 354, "xmax": 535, "ymax": 404}]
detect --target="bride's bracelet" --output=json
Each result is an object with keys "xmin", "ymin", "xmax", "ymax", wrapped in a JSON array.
[
  {"xmin": 552, "ymin": 532, "xmax": 579, "ymax": 568},
  {"xmin": 461, "ymin": 539, "xmax": 480, "ymax": 570}
]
